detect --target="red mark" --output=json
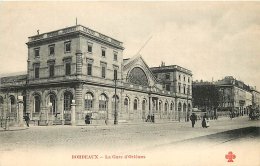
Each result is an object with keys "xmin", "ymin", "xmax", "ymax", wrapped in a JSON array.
[{"xmin": 225, "ymin": 151, "xmax": 236, "ymax": 162}]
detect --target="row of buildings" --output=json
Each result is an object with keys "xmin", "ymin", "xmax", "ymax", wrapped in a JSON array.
[
  {"xmin": 0, "ymin": 24, "xmax": 259, "ymax": 126},
  {"xmin": 0, "ymin": 24, "xmax": 192, "ymax": 126},
  {"xmin": 192, "ymin": 76, "xmax": 260, "ymax": 117}
]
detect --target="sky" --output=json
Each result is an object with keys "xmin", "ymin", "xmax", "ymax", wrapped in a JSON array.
[{"xmin": 0, "ymin": 2, "xmax": 259, "ymax": 90}]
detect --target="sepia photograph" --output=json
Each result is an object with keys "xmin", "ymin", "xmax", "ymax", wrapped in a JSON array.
[{"xmin": 0, "ymin": 1, "xmax": 259, "ymax": 166}]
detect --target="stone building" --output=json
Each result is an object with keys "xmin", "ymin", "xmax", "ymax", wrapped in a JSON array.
[
  {"xmin": 0, "ymin": 24, "xmax": 193, "ymax": 126},
  {"xmin": 250, "ymin": 87, "xmax": 260, "ymax": 109},
  {"xmin": 192, "ymin": 76, "xmax": 253, "ymax": 116},
  {"xmin": 216, "ymin": 76, "xmax": 252, "ymax": 115},
  {"xmin": 150, "ymin": 64, "xmax": 193, "ymax": 121}
]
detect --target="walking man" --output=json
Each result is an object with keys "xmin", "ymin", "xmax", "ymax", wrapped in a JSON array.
[
  {"xmin": 24, "ymin": 115, "xmax": 30, "ymax": 127},
  {"xmin": 190, "ymin": 113, "xmax": 197, "ymax": 128}
]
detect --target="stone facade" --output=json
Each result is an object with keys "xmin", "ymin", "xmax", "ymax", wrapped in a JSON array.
[
  {"xmin": 150, "ymin": 64, "xmax": 193, "ymax": 121},
  {"xmin": 0, "ymin": 24, "xmax": 193, "ymax": 126},
  {"xmin": 192, "ymin": 76, "xmax": 254, "ymax": 116}
]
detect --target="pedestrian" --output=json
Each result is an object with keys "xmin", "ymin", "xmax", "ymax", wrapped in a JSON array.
[
  {"xmin": 146, "ymin": 115, "xmax": 151, "ymax": 122},
  {"xmin": 229, "ymin": 111, "xmax": 233, "ymax": 120},
  {"xmin": 202, "ymin": 113, "xmax": 207, "ymax": 128},
  {"xmin": 190, "ymin": 113, "xmax": 197, "ymax": 128},
  {"xmin": 201, "ymin": 113, "xmax": 209, "ymax": 128},
  {"xmin": 151, "ymin": 114, "xmax": 155, "ymax": 123},
  {"xmin": 24, "ymin": 115, "xmax": 30, "ymax": 127},
  {"xmin": 85, "ymin": 115, "xmax": 90, "ymax": 124}
]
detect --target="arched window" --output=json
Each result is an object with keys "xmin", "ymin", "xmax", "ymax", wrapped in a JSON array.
[
  {"xmin": 0, "ymin": 96, "xmax": 4, "ymax": 116},
  {"xmin": 128, "ymin": 67, "xmax": 149, "ymax": 86},
  {"xmin": 112, "ymin": 95, "xmax": 119, "ymax": 111},
  {"xmin": 178, "ymin": 102, "xmax": 182, "ymax": 112},
  {"xmin": 34, "ymin": 95, "xmax": 41, "ymax": 113},
  {"xmin": 165, "ymin": 102, "xmax": 168, "ymax": 113},
  {"xmin": 85, "ymin": 92, "xmax": 93, "ymax": 110},
  {"xmin": 170, "ymin": 102, "xmax": 174, "ymax": 111},
  {"xmin": 64, "ymin": 91, "xmax": 73, "ymax": 111},
  {"xmin": 133, "ymin": 98, "xmax": 138, "ymax": 110},
  {"xmin": 9, "ymin": 96, "xmax": 16, "ymax": 113},
  {"xmin": 183, "ymin": 103, "xmax": 187, "ymax": 112},
  {"xmin": 159, "ymin": 101, "xmax": 162, "ymax": 112},
  {"xmin": 99, "ymin": 94, "xmax": 107, "ymax": 111},
  {"xmin": 124, "ymin": 97, "xmax": 129, "ymax": 112},
  {"xmin": 142, "ymin": 99, "xmax": 146, "ymax": 110},
  {"xmin": 49, "ymin": 94, "xmax": 56, "ymax": 113}
]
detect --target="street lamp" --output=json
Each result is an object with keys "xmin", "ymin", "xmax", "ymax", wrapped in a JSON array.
[
  {"xmin": 114, "ymin": 78, "xmax": 118, "ymax": 125},
  {"xmin": 187, "ymin": 88, "xmax": 189, "ymax": 122},
  {"xmin": 113, "ymin": 71, "xmax": 124, "ymax": 125}
]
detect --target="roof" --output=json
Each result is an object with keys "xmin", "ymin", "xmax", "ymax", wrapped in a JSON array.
[
  {"xmin": 1, "ymin": 74, "xmax": 27, "ymax": 83},
  {"xmin": 150, "ymin": 65, "xmax": 192, "ymax": 75},
  {"xmin": 27, "ymin": 25, "xmax": 124, "ymax": 49}
]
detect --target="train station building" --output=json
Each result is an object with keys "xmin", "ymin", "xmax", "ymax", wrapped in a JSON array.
[{"xmin": 0, "ymin": 24, "xmax": 192, "ymax": 125}]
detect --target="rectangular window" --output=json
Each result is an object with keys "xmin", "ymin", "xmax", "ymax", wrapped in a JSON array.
[
  {"xmin": 166, "ymin": 84, "xmax": 170, "ymax": 91},
  {"xmin": 114, "ymin": 69, "xmax": 117, "ymax": 80},
  {"xmin": 178, "ymin": 84, "xmax": 181, "ymax": 93},
  {"xmin": 101, "ymin": 66, "xmax": 106, "ymax": 78},
  {"xmin": 65, "ymin": 42, "xmax": 71, "ymax": 52},
  {"xmin": 102, "ymin": 49, "xmax": 106, "ymax": 57},
  {"xmin": 165, "ymin": 74, "xmax": 170, "ymax": 80},
  {"xmin": 34, "ymin": 48, "xmax": 40, "ymax": 58},
  {"xmin": 88, "ymin": 44, "xmax": 92, "ymax": 53},
  {"xmin": 187, "ymin": 85, "xmax": 190, "ymax": 94},
  {"xmin": 35, "ymin": 66, "xmax": 39, "ymax": 78},
  {"xmin": 49, "ymin": 45, "xmax": 55, "ymax": 55},
  {"xmin": 65, "ymin": 63, "xmax": 71, "ymax": 75},
  {"xmin": 114, "ymin": 52, "xmax": 118, "ymax": 61},
  {"xmin": 87, "ymin": 63, "xmax": 92, "ymax": 76},
  {"xmin": 49, "ymin": 64, "xmax": 55, "ymax": 77}
]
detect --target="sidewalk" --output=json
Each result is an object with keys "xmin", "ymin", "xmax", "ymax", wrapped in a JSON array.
[{"xmin": 0, "ymin": 125, "xmax": 28, "ymax": 132}]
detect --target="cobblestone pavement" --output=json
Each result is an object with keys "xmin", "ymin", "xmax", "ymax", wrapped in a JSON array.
[
  {"xmin": 0, "ymin": 116, "xmax": 259, "ymax": 166},
  {"xmin": 0, "ymin": 116, "xmax": 259, "ymax": 152}
]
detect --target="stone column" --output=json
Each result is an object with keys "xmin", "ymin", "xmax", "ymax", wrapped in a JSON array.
[
  {"xmin": 71, "ymin": 100, "xmax": 76, "ymax": 126},
  {"xmin": 75, "ymin": 84, "xmax": 83, "ymax": 123},
  {"xmin": 18, "ymin": 96, "xmax": 24, "ymax": 127},
  {"xmin": 26, "ymin": 91, "xmax": 31, "ymax": 119}
]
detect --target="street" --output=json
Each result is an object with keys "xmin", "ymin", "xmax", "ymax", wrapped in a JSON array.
[{"xmin": 0, "ymin": 116, "xmax": 259, "ymax": 166}]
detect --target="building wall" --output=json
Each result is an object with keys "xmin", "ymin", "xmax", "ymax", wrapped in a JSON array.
[
  {"xmin": 0, "ymin": 25, "xmax": 193, "ymax": 125},
  {"xmin": 28, "ymin": 37, "xmax": 79, "ymax": 80},
  {"xmin": 252, "ymin": 90, "xmax": 260, "ymax": 108}
]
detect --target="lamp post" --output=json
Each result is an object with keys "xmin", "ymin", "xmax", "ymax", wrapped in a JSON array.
[
  {"xmin": 114, "ymin": 79, "xmax": 118, "ymax": 125},
  {"xmin": 113, "ymin": 71, "xmax": 124, "ymax": 125}
]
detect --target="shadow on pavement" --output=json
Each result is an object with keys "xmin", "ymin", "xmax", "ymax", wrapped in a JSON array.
[{"xmin": 149, "ymin": 126, "xmax": 260, "ymax": 150}]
